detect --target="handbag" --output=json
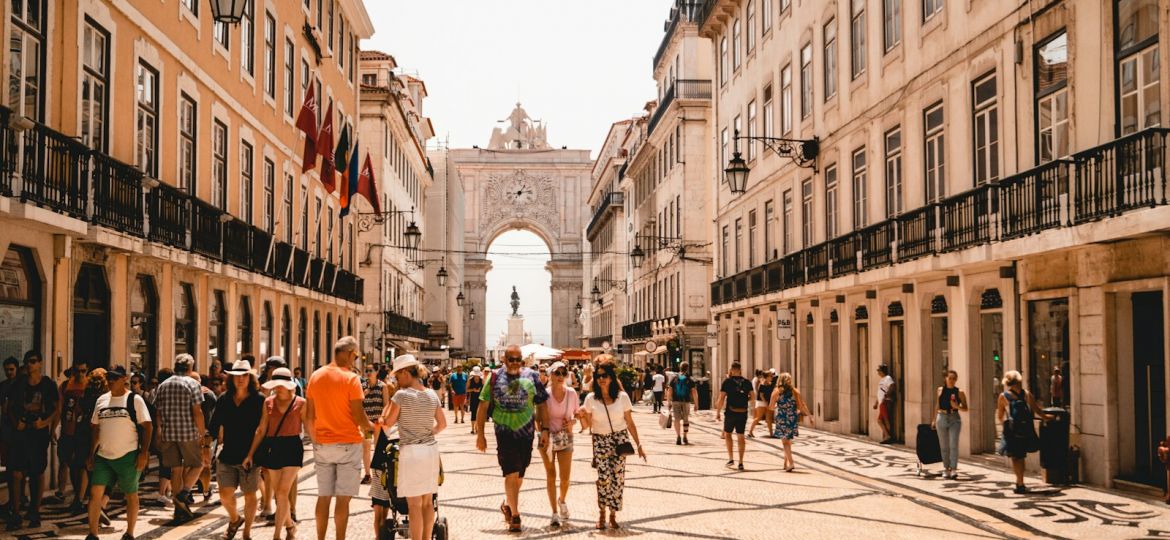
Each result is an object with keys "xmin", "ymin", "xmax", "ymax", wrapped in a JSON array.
[
  {"xmin": 255, "ymin": 398, "xmax": 295, "ymax": 465},
  {"xmin": 601, "ymin": 396, "xmax": 636, "ymax": 457},
  {"xmin": 658, "ymin": 411, "xmax": 672, "ymax": 429},
  {"xmin": 549, "ymin": 393, "xmax": 573, "ymax": 452}
]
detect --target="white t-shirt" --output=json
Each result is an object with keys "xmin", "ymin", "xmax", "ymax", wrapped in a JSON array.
[
  {"xmin": 91, "ymin": 391, "xmax": 152, "ymax": 459},
  {"xmin": 651, "ymin": 374, "xmax": 665, "ymax": 392},
  {"xmin": 877, "ymin": 375, "xmax": 896, "ymax": 402},
  {"xmin": 584, "ymin": 391, "xmax": 632, "ymax": 435}
]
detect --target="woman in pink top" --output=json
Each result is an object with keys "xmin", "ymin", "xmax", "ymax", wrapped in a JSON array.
[
  {"xmin": 538, "ymin": 362, "xmax": 578, "ymax": 528},
  {"xmin": 245, "ymin": 368, "xmax": 306, "ymax": 540}
]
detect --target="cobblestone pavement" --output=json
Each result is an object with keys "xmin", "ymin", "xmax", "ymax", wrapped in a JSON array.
[{"xmin": 3, "ymin": 407, "xmax": 1168, "ymax": 540}]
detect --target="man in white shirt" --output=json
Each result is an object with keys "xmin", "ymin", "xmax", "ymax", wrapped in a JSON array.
[
  {"xmin": 873, "ymin": 365, "xmax": 896, "ymax": 444},
  {"xmin": 85, "ymin": 366, "xmax": 152, "ymax": 540},
  {"xmin": 651, "ymin": 369, "xmax": 666, "ymax": 414}
]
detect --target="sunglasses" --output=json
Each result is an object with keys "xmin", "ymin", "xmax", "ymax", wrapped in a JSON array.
[
  {"xmin": 505, "ymin": 357, "xmax": 523, "ymax": 363},
  {"xmin": 26, "ymin": 358, "xmax": 42, "ymax": 364},
  {"xmin": 596, "ymin": 373, "xmax": 613, "ymax": 379},
  {"xmin": 553, "ymin": 370, "xmax": 567, "ymax": 376}
]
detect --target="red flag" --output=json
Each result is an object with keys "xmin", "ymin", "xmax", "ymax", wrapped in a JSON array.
[
  {"xmin": 295, "ymin": 82, "xmax": 318, "ymax": 173},
  {"xmin": 317, "ymin": 102, "xmax": 336, "ymax": 193},
  {"xmin": 357, "ymin": 153, "xmax": 380, "ymax": 214}
]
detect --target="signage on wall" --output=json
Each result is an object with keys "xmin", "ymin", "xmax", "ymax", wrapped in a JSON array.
[{"xmin": 775, "ymin": 308, "xmax": 794, "ymax": 341}]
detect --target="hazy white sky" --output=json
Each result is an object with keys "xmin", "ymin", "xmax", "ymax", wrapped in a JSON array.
[{"xmin": 363, "ymin": 1, "xmax": 673, "ymax": 346}]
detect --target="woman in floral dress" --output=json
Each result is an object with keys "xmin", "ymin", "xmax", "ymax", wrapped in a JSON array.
[{"xmin": 768, "ymin": 372, "xmax": 811, "ymax": 472}]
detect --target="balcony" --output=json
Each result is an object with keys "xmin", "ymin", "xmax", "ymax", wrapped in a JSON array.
[
  {"xmin": 647, "ymin": 79, "xmax": 712, "ymax": 136},
  {"xmin": 16, "ymin": 123, "xmax": 90, "ymax": 219},
  {"xmin": 90, "ymin": 153, "xmax": 145, "ymax": 236},
  {"xmin": 147, "ymin": 183, "xmax": 190, "ymax": 249},
  {"xmin": 223, "ymin": 218, "xmax": 253, "ymax": 269},
  {"xmin": 710, "ymin": 128, "xmax": 1170, "ymax": 307},
  {"xmin": 586, "ymin": 191, "xmax": 624, "ymax": 238},
  {"xmin": 622, "ymin": 320, "xmax": 652, "ymax": 341},
  {"xmin": 384, "ymin": 311, "xmax": 429, "ymax": 340}
]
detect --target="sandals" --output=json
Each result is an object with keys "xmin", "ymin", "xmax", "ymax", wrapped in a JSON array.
[
  {"xmin": 224, "ymin": 517, "xmax": 244, "ymax": 540},
  {"xmin": 508, "ymin": 516, "xmax": 522, "ymax": 532},
  {"xmin": 500, "ymin": 501, "xmax": 513, "ymax": 523}
]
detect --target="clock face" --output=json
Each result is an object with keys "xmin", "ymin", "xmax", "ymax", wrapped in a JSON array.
[{"xmin": 509, "ymin": 182, "xmax": 534, "ymax": 204}]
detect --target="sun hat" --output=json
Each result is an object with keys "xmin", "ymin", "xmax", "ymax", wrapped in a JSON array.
[
  {"xmin": 225, "ymin": 359, "xmax": 253, "ymax": 376},
  {"xmin": 471, "ymin": 366, "xmax": 482, "ymax": 377},
  {"xmin": 105, "ymin": 365, "xmax": 128, "ymax": 380},
  {"xmin": 261, "ymin": 367, "xmax": 297, "ymax": 391},
  {"xmin": 546, "ymin": 361, "xmax": 566, "ymax": 375},
  {"xmin": 390, "ymin": 354, "xmax": 421, "ymax": 376}
]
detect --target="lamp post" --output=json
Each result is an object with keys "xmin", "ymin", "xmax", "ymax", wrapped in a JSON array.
[
  {"xmin": 208, "ymin": 0, "xmax": 248, "ymax": 24},
  {"xmin": 456, "ymin": 290, "xmax": 465, "ymax": 307},
  {"xmin": 436, "ymin": 266, "xmax": 448, "ymax": 287},
  {"xmin": 724, "ymin": 129, "xmax": 819, "ymax": 194},
  {"xmin": 404, "ymin": 220, "xmax": 422, "ymax": 249},
  {"xmin": 630, "ymin": 244, "xmax": 646, "ymax": 269}
]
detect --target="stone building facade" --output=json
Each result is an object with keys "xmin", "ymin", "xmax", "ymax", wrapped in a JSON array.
[
  {"xmin": 0, "ymin": 0, "xmax": 372, "ymax": 380},
  {"xmin": 698, "ymin": 0, "xmax": 1169, "ymax": 490},
  {"xmin": 585, "ymin": 118, "xmax": 636, "ymax": 354}
]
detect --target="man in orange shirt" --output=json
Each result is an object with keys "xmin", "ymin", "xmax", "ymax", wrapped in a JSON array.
[{"xmin": 306, "ymin": 336, "xmax": 374, "ymax": 540}]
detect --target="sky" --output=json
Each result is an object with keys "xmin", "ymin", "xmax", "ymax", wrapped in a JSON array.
[{"xmin": 363, "ymin": 1, "xmax": 674, "ymax": 346}]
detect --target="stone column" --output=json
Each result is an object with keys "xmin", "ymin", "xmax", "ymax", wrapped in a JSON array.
[
  {"xmin": 547, "ymin": 259, "xmax": 583, "ymax": 350},
  {"xmin": 465, "ymin": 257, "xmax": 491, "ymax": 358}
]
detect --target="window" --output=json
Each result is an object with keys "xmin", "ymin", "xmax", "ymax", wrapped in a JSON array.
[
  {"xmin": 923, "ymin": 0, "xmax": 943, "ymax": 23},
  {"xmin": 762, "ymin": 0, "xmax": 773, "ymax": 33},
  {"xmin": 746, "ymin": 1, "xmax": 756, "ymax": 53},
  {"xmin": 748, "ymin": 210, "xmax": 758, "ymax": 267},
  {"xmin": 781, "ymin": 0, "xmax": 791, "ymax": 12},
  {"xmin": 240, "ymin": 141, "xmax": 254, "ymax": 223},
  {"xmin": 241, "ymin": 0, "xmax": 254, "ymax": 75},
  {"xmin": 262, "ymin": 159, "xmax": 274, "ymax": 232},
  {"xmin": 212, "ymin": 121, "xmax": 228, "ymax": 208},
  {"xmin": 214, "ymin": 19, "xmax": 229, "ymax": 49},
  {"xmin": 1117, "ymin": 0, "xmax": 1161, "ymax": 135},
  {"xmin": 284, "ymin": 38, "xmax": 295, "ymax": 116},
  {"xmin": 764, "ymin": 200, "xmax": 776, "ymax": 260},
  {"xmin": 734, "ymin": 218, "xmax": 744, "ymax": 272},
  {"xmin": 852, "ymin": 148, "xmax": 867, "ymax": 229},
  {"xmin": 1036, "ymin": 32, "xmax": 1069, "ymax": 162},
  {"xmin": 9, "ymin": 0, "xmax": 45, "ymax": 121},
  {"xmin": 362, "ymin": 73, "xmax": 377, "ymax": 86},
  {"xmin": 973, "ymin": 74, "xmax": 1000, "ymax": 184},
  {"xmin": 733, "ymin": 19, "xmax": 742, "ymax": 69},
  {"xmin": 338, "ymin": 18, "xmax": 346, "ymax": 69},
  {"xmin": 884, "ymin": 127, "xmax": 903, "ymax": 217},
  {"xmin": 264, "ymin": 12, "xmax": 276, "ymax": 98},
  {"xmin": 135, "ymin": 62, "xmax": 159, "ymax": 177},
  {"xmin": 721, "ymin": 128, "xmax": 729, "ymax": 171},
  {"xmin": 284, "ymin": 174, "xmax": 294, "ymax": 242},
  {"xmin": 783, "ymin": 190, "xmax": 794, "ymax": 254},
  {"xmin": 316, "ymin": 0, "xmax": 322, "ymax": 28},
  {"xmin": 721, "ymin": 226, "xmax": 730, "ymax": 275},
  {"xmin": 781, "ymin": 64, "xmax": 793, "ymax": 134},
  {"xmin": 924, "ymin": 103, "xmax": 946, "ymax": 203},
  {"xmin": 720, "ymin": 37, "xmax": 729, "ymax": 84},
  {"xmin": 81, "ymin": 20, "xmax": 109, "ymax": 152},
  {"xmin": 175, "ymin": 282, "xmax": 196, "ymax": 354},
  {"xmin": 763, "ymin": 85, "xmax": 774, "ymax": 138},
  {"xmin": 179, "ymin": 95, "xmax": 197, "ymax": 192},
  {"xmin": 801, "ymin": 44, "xmax": 813, "ymax": 118},
  {"xmin": 801, "ymin": 179, "xmax": 814, "ymax": 247},
  {"xmin": 181, "ymin": 0, "xmax": 198, "ymax": 15},
  {"xmin": 747, "ymin": 100, "xmax": 758, "ymax": 161},
  {"xmin": 825, "ymin": 165, "xmax": 839, "ymax": 239},
  {"xmin": 851, "ymin": 0, "xmax": 867, "ymax": 78},
  {"xmin": 883, "ymin": 0, "xmax": 902, "ymax": 51},
  {"xmin": 824, "ymin": 19, "xmax": 838, "ymax": 100},
  {"xmin": 327, "ymin": 0, "xmax": 334, "ymax": 49}
]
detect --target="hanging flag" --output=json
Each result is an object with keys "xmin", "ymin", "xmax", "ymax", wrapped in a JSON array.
[
  {"xmin": 340, "ymin": 138, "xmax": 360, "ymax": 218},
  {"xmin": 317, "ymin": 102, "xmax": 336, "ymax": 193},
  {"xmin": 295, "ymin": 81, "xmax": 319, "ymax": 173},
  {"xmin": 357, "ymin": 152, "xmax": 381, "ymax": 214},
  {"xmin": 335, "ymin": 125, "xmax": 352, "ymax": 211}
]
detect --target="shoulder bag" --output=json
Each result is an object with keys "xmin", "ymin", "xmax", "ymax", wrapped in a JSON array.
[
  {"xmin": 549, "ymin": 392, "xmax": 573, "ymax": 452},
  {"xmin": 255, "ymin": 399, "xmax": 295, "ymax": 465},
  {"xmin": 601, "ymin": 396, "xmax": 636, "ymax": 457}
]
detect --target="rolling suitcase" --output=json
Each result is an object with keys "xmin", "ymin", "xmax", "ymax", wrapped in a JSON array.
[{"xmin": 915, "ymin": 423, "xmax": 943, "ymax": 476}]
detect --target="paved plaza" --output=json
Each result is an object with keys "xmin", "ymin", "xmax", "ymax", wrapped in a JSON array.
[{"xmin": 3, "ymin": 407, "xmax": 1169, "ymax": 540}]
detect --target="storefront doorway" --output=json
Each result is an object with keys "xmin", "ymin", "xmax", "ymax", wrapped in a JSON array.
[
  {"xmin": 1131, "ymin": 291, "xmax": 1166, "ymax": 487},
  {"xmin": 853, "ymin": 306, "xmax": 870, "ymax": 436},
  {"xmin": 886, "ymin": 301, "xmax": 906, "ymax": 443},
  {"xmin": 825, "ymin": 310, "xmax": 840, "ymax": 421},
  {"xmin": 73, "ymin": 264, "xmax": 110, "ymax": 370},
  {"xmin": 799, "ymin": 313, "xmax": 814, "ymax": 404},
  {"xmin": 130, "ymin": 275, "xmax": 158, "ymax": 377},
  {"xmin": 0, "ymin": 246, "xmax": 41, "ymax": 370},
  {"xmin": 975, "ymin": 289, "xmax": 1005, "ymax": 454}
]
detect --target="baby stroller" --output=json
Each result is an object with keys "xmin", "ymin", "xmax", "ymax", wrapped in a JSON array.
[{"xmin": 376, "ymin": 438, "xmax": 449, "ymax": 540}]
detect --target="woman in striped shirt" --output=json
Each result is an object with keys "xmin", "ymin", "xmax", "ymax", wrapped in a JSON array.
[
  {"xmin": 361, "ymin": 365, "xmax": 390, "ymax": 484},
  {"xmin": 381, "ymin": 355, "xmax": 446, "ymax": 540}
]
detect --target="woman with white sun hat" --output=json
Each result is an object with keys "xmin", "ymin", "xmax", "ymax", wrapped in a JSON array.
[
  {"xmin": 380, "ymin": 354, "xmax": 446, "ymax": 540},
  {"xmin": 245, "ymin": 367, "xmax": 305, "ymax": 540}
]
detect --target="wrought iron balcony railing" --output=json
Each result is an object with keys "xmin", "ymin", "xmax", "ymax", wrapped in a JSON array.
[
  {"xmin": 621, "ymin": 320, "xmax": 653, "ymax": 341},
  {"xmin": 384, "ymin": 311, "xmax": 430, "ymax": 340},
  {"xmin": 586, "ymin": 192, "xmax": 624, "ymax": 238},
  {"xmin": 647, "ymin": 79, "xmax": 712, "ymax": 136}
]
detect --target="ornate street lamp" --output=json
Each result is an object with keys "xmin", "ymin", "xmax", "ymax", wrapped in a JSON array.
[
  {"xmin": 209, "ymin": 0, "xmax": 248, "ymax": 24},
  {"xmin": 575, "ymin": 302, "xmax": 583, "ymax": 318},
  {"xmin": 724, "ymin": 151, "xmax": 750, "ymax": 194},
  {"xmin": 435, "ymin": 266, "xmax": 448, "ymax": 287},
  {"xmin": 725, "ymin": 128, "xmax": 819, "ymax": 195},
  {"xmin": 630, "ymin": 244, "xmax": 646, "ymax": 269},
  {"xmin": 455, "ymin": 290, "xmax": 465, "ymax": 307},
  {"xmin": 590, "ymin": 283, "xmax": 601, "ymax": 303},
  {"xmin": 403, "ymin": 220, "xmax": 422, "ymax": 249},
  {"xmin": 469, "ymin": 307, "xmax": 477, "ymax": 320}
]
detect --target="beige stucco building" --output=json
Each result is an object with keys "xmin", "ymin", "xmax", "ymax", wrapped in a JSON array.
[
  {"xmin": 698, "ymin": 0, "xmax": 1170, "ymax": 490},
  {"xmin": 584, "ymin": 118, "xmax": 635, "ymax": 354},
  {"xmin": 0, "ymin": 0, "xmax": 372, "ymax": 379}
]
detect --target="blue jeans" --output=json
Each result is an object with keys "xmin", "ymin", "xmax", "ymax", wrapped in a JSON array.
[{"xmin": 935, "ymin": 412, "xmax": 961, "ymax": 470}]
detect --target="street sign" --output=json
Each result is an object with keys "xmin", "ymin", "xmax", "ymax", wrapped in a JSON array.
[{"xmin": 776, "ymin": 308, "xmax": 794, "ymax": 340}]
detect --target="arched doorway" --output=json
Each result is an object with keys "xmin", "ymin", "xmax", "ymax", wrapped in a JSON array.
[
  {"xmin": 73, "ymin": 264, "xmax": 111, "ymax": 369},
  {"xmin": 483, "ymin": 230, "xmax": 552, "ymax": 359},
  {"xmin": 130, "ymin": 275, "xmax": 158, "ymax": 377},
  {"xmin": 0, "ymin": 246, "xmax": 41, "ymax": 370},
  {"xmin": 209, "ymin": 290, "xmax": 226, "ymax": 366},
  {"xmin": 175, "ymin": 282, "xmax": 196, "ymax": 355},
  {"xmin": 313, "ymin": 311, "xmax": 321, "ymax": 369},
  {"xmin": 281, "ymin": 305, "xmax": 291, "ymax": 359},
  {"xmin": 260, "ymin": 301, "xmax": 273, "ymax": 359},
  {"xmin": 297, "ymin": 307, "xmax": 307, "ymax": 372},
  {"xmin": 326, "ymin": 313, "xmax": 334, "ymax": 363},
  {"xmin": 236, "ymin": 295, "xmax": 253, "ymax": 357}
]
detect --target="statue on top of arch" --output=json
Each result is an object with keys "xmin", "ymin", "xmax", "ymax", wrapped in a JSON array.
[{"xmin": 488, "ymin": 102, "xmax": 551, "ymax": 150}]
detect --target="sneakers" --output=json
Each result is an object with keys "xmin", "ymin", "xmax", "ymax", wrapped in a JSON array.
[
  {"xmin": 558, "ymin": 501, "xmax": 569, "ymax": 521},
  {"xmin": 173, "ymin": 490, "xmax": 192, "ymax": 516},
  {"xmin": 737, "ymin": 463, "xmax": 745, "ymax": 471},
  {"xmin": 683, "ymin": 436, "xmax": 689, "ymax": 445},
  {"xmin": 725, "ymin": 459, "xmax": 735, "ymax": 468},
  {"xmin": 68, "ymin": 500, "xmax": 85, "ymax": 515},
  {"xmin": 156, "ymin": 493, "xmax": 173, "ymax": 507},
  {"xmin": 225, "ymin": 516, "xmax": 244, "ymax": 540},
  {"xmin": 99, "ymin": 509, "xmax": 112, "ymax": 526},
  {"xmin": 121, "ymin": 533, "xmax": 135, "ymax": 540},
  {"xmin": 676, "ymin": 436, "xmax": 682, "ymax": 445},
  {"xmin": 508, "ymin": 515, "xmax": 522, "ymax": 532},
  {"xmin": 26, "ymin": 511, "xmax": 40, "ymax": 528},
  {"xmin": 1013, "ymin": 485, "xmax": 1028, "ymax": 494},
  {"xmin": 549, "ymin": 512, "xmax": 561, "ymax": 527},
  {"xmin": 85, "ymin": 534, "xmax": 99, "ymax": 540}
]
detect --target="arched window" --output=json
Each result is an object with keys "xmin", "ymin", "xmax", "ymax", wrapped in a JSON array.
[
  {"xmin": 313, "ymin": 311, "xmax": 321, "ymax": 369},
  {"xmin": 0, "ymin": 246, "xmax": 41, "ymax": 366},
  {"xmin": 130, "ymin": 275, "xmax": 158, "ymax": 376},
  {"xmin": 175, "ymin": 282, "xmax": 196, "ymax": 355},
  {"xmin": 298, "ymin": 307, "xmax": 308, "ymax": 372},
  {"xmin": 326, "ymin": 313, "xmax": 334, "ymax": 363},
  {"xmin": 281, "ymin": 305, "xmax": 291, "ymax": 359},
  {"xmin": 260, "ymin": 301, "xmax": 273, "ymax": 358},
  {"xmin": 209, "ymin": 290, "xmax": 226, "ymax": 365},
  {"xmin": 236, "ymin": 295, "xmax": 253, "ymax": 357},
  {"xmin": 73, "ymin": 264, "xmax": 111, "ymax": 369}
]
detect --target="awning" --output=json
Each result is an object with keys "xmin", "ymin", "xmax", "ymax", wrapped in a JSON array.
[
  {"xmin": 561, "ymin": 348, "xmax": 591, "ymax": 361},
  {"xmin": 653, "ymin": 345, "xmax": 668, "ymax": 355}
]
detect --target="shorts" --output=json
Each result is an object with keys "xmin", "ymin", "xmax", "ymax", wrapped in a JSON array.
[
  {"xmin": 57, "ymin": 432, "xmax": 90, "ymax": 468},
  {"xmin": 313, "ymin": 442, "xmax": 362, "ymax": 497},
  {"xmin": 216, "ymin": 462, "xmax": 260, "ymax": 492},
  {"xmin": 10, "ymin": 428, "xmax": 50, "ymax": 475},
  {"xmin": 671, "ymin": 402, "xmax": 691, "ymax": 425},
  {"xmin": 452, "ymin": 394, "xmax": 467, "ymax": 408},
  {"xmin": 496, "ymin": 434, "xmax": 534, "ymax": 478},
  {"xmin": 158, "ymin": 439, "xmax": 202, "ymax": 469},
  {"xmin": 723, "ymin": 411, "xmax": 748, "ymax": 434},
  {"xmin": 91, "ymin": 451, "xmax": 141, "ymax": 494},
  {"xmin": 878, "ymin": 401, "xmax": 892, "ymax": 422}
]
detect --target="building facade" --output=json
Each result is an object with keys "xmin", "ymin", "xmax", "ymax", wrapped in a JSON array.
[
  {"xmin": 355, "ymin": 52, "xmax": 433, "ymax": 363},
  {"xmin": 585, "ymin": 119, "xmax": 635, "ymax": 354},
  {"xmin": 700, "ymin": 0, "xmax": 1169, "ymax": 489},
  {"xmin": 1, "ymin": 0, "xmax": 372, "ymax": 380},
  {"xmin": 424, "ymin": 144, "xmax": 467, "ymax": 357}
]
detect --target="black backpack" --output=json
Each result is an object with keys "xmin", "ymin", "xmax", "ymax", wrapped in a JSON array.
[
  {"xmin": 1004, "ymin": 391, "xmax": 1039, "ymax": 450},
  {"xmin": 98, "ymin": 392, "xmax": 146, "ymax": 445}
]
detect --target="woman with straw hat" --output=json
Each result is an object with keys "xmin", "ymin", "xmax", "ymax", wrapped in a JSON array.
[
  {"xmin": 245, "ymin": 367, "xmax": 305, "ymax": 540},
  {"xmin": 380, "ymin": 355, "xmax": 446, "ymax": 540}
]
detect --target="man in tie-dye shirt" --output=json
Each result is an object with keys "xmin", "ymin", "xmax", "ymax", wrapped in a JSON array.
[{"xmin": 475, "ymin": 344, "xmax": 549, "ymax": 532}]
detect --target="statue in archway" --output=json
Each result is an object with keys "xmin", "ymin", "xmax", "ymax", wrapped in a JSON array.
[
  {"xmin": 510, "ymin": 286, "xmax": 521, "ymax": 316},
  {"xmin": 489, "ymin": 102, "xmax": 550, "ymax": 150}
]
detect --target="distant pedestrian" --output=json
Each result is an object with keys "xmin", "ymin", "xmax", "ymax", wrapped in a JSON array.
[
  {"xmin": 715, "ymin": 362, "xmax": 754, "ymax": 471},
  {"xmin": 429, "ymin": 371, "xmax": 445, "ymax": 408},
  {"xmin": 57, "ymin": 360, "xmax": 91, "ymax": 514},
  {"xmin": 650, "ymin": 368, "xmax": 665, "ymax": 413},
  {"xmin": 874, "ymin": 365, "xmax": 897, "ymax": 444},
  {"xmin": 467, "ymin": 367, "xmax": 484, "ymax": 434},
  {"xmin": 4, "ymin": 351, "xmax": 58, "ymax": 531},
  {"xmin": 305, "ymin": 337, "xmax": 374, "ymax": 540},
  {"xmin": 449, "ymin": 365, "xmax": 468, "ymax": 424},
  {"xmin": 768, "ymin": 372, "xmax": 811, "ymax": 472},
  {"xmin": 0, "ymin": 356, "xmax": 19, "ymax": 511},
  {"xmin": 190, "ymin": 372, "xmax": 218, "ymax": 503},
  {"xmin": 539, "ymin": 362, "xmax": 578, "ymax": 527},
  {"xmin": 475, "ymin": 344, "xmax": 549, "ymax": 533},
  {"xmin": 83, "ymin": 365, "xmax": 151, "ymax": 540},
  {"xmin": 153, "ymin": 354, "xmax": 206, "ymax": 523},
  {"xmin": 666, "ymin": 362, "xmax": 698, "ymax": 445},
  {"xmin": 748, "ymin": 370, "xmax": 776, "ymax": 438},
  {"xmin": 933, "ymin": 370, "xmax": 969, "ymax": 479},
  {"xmin": 211, "ymin": 360, "xmax": 264, "ymax": 540},
  {"xmin": 293, "ymin": 368, "xmax": 307, "ymax": 396},
  {"xmin": 381, "ymin": 355, "xmax": 446, "ymax": 540},
  {"xmin": 248, "ymin": 367, "xmax": 306, "ymax": 540},
  {"xmin": 579, "ymin": 360, "xmax": 646, "ymax": 530},
  {"xmin": 996, "ymin": 370, "xmax": 1052, "ymax": 494},
  {"xmin": 361, "ymin": 364, "xmax": 389, "ymax": 485}
]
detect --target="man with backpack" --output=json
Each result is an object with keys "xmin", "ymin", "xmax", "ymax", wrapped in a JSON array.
[
  {"xmin": 666, "ymin": 362, "xmax": 698, "ymax": 446},
  {"xmin": 715, "ymin": 362, "xmax": 754, "ymax": 470},
  {"xmin": 84, "ymin": 365, "xmax": 152, "ymax": 540}
]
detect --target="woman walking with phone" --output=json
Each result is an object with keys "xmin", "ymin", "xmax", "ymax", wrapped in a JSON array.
[
  {"xmin": 579, "ymin": 360, "xmax": 646, "ymax": 530},
  {"xmin": 768, "ymin": 372, "xmax": 812, "ymax": 472},
  {"xmin": 538, "ymin": 362, "xmax": 578, "ymax": 527},
  {"xmin": 245, "ymin": 367, "xmax": 306, "ymax": 540},
  {"xmin": 933, "ymin": 370, "xmax": 969, "ymax": 479}
]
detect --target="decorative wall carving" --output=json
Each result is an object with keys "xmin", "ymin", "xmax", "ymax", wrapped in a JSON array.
[{"xmin": 479, "ymin": 169, "xmax": 560, "ymax": 237}]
